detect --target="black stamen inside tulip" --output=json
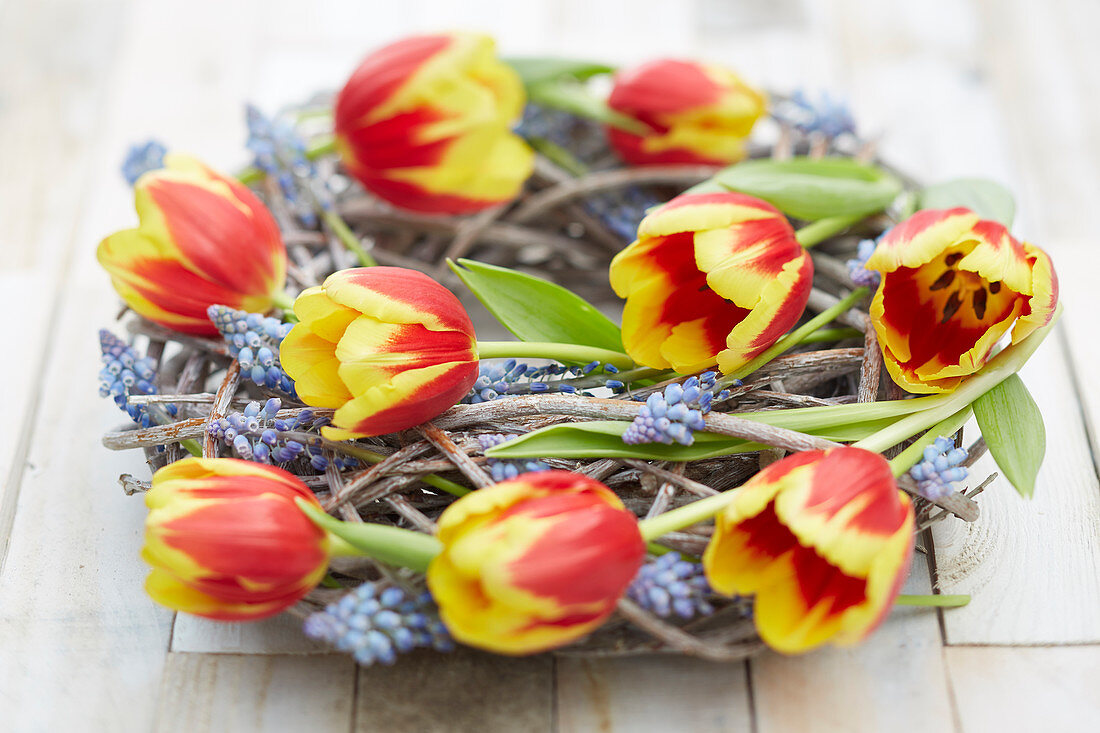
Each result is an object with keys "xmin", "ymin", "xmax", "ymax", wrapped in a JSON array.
[
  {"xmin": 698, "ymin": 283, "xmax": 710, "ymax": 292},
  {"xmin": 989, "ymin": 281, "xmax": 1001, "ymax": 294},
  {"xmin": 972, "ymin": 288, "xmax": 988, "ymax": 319},
  {"xmin": 945, "ymin": 252, "xmax": 963, "ymax": 266},
  {"xmin": 941, "ymin": 291, "xmax": 963, "ymax": 323},
  {"xmin": 929, "ymin": 270, "xmax": 956, "ymax": 291}
]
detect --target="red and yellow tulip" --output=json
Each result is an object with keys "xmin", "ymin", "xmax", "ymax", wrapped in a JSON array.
[
  {"xmin": 606, "ymin": 59, "xmax": 766, "ymax": 166},
  {"xmin": 142, "ymin": 457, "xmax": 330, "ymax": 621},
  {"xmin": 427, "ymin": 471, "xmax": 646, "ymax": 654},
  {"xmin": 609, "ymin": 191, "xmax": 813, "ymax": 374},
  {"xmin": 703, "ymin": 447, "xmax": 914, "ymax": 654},
  {"xmin": 866, "ymin": 208, "xmax": 1059, "ymax": 393},
  {"xmin": 334, "ymin": 32, "xmax": 534, "ymax": 214},
  {"xmin": 279, "ymin": 266, "xmax": 479, "ymax": 439},
  {"xmin": 97, "ymin": 154, "xmax": 287, "ymax": 336}
]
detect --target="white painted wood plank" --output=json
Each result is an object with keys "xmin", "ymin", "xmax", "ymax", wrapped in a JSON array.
[
  {"xmin": 751, "ymin": 560, "xmax": 957, "ymax": 733},
  {"xmin": 154, "ymin": 653, "xmax": 356, "ymax": 733},
  {"xmin": 172, "ymin": 613, "xmax": 327, "ymax": 654},
  {"xmin": 356, "ymin": 647, "xmax": 554, "ymax": 732},
  {"xmin": 945, "ymin": 646, "xmax": 1100, "ymax": 733},
  {"xmin": 556, "ymin": 654, "xmax": 752, "ymax": 733}
]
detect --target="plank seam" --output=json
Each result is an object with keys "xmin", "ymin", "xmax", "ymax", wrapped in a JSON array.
[
  {"xmin": 744, "ymin": 658, "xmax": 759, "ymax": 733},
  {"xmin": 1056, "ymin": 325, "xmax": 1100, "ymax": 484}
]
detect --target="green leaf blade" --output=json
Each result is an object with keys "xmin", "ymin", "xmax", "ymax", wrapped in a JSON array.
[
  {"xmin": 917, "ymin": 178, "xmax": 1016, "ymax": 227},
  {"xmin": 450, "ymin": 258, "xmax": 624, "ymax": 352},
  {"xmin": 504, "ymin": 57, "xmax": 615, "ymax": 86},
  {"xmin": 972, "ymin": 374, "xmax": 1046, "ymax": 498},
  {"xmin": 711, "ymin": 157, "xmax": 903, "ymax": 221}
]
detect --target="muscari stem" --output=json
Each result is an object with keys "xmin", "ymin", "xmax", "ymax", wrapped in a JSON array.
[
  {"xmin": 476, "ymin": 341, "xmax": 636, "ymax": 370},
  {"xmin": 887, "ymin": 406, "xmax": 973, "ymax": 478},
  {"xmin": 321, "ymin": 208, "xmax": 378, "ymax": 267},
  {"xmin": 794, "ymin": 213, "xmax": 866, "ymax": 248},
  {"xmin": 853, "ymin": 309, "xmax": 1060, "ymax": 455},
  {"xmin": 895, "ymin": 594, "xmax": 970, "ymax": 608},
  {"xmin": 297, "ymin": 498, "xmax": 442, "ymax": 573},
  {"xmin": 327, "ymin": 441, "xmax": 471, "ymax": 497},
  {"xmin": 722, "ymin": 287, "xmax": 869, "ymax": 384}
]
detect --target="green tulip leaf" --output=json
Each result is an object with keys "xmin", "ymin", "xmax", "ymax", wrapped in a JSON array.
[
  {"xmin": 711, "ymin": 157, "xmax": 903, "ymax": 221},
  {"xmin": 917, "ymin": 178, "xmax": 1016, "ymax": 227},
  {"xmin": 450, "ymin": 258, "xmax": 624, "ymax": 352},
  {"xmin": 504, "ymin": 57, "xmax": 615, "ymax": 87},
  {"xmin": 486, "ymin": 413, "xmax": 907, "ymax": 461},
  {"xmin": 526, "ymin": 80, "xmax": 649, "ymax": 134},
  {"xmin": 972, "ymin": 374, "xmax": 1045, "ymax": 498}
]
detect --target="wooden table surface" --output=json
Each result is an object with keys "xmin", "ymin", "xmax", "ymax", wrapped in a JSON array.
[{"xmin": 2, "ymin": 0, "xmax": 1099, "ymax": 730}]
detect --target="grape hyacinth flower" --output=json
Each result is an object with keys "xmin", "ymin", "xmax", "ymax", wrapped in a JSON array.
[
  {"xmin": 120, "ymin": 139, "xmax": 167, "ymax": 185},
  {"xmin": 206, "ymin": 398, "xmax": 357, "ymax": 472},
  {"xmin": 464, "ymin": 359, "xmax": 627, "ymax": 403},
  {"xmin": 515, "ymin": 102, "xmax": 608, "ymax": 165},
  {"xmin": 847, "ymin": 238, "xmax": 881, "ymax": 289},
  {"xmin": 98, "ymin": 329, "xmax": 177, "ymax": 428},
  {"xmin": 246, "ymin": 104, "xmax": 332, "ymax": 228},
  {"xmin": 207, "ymin": 304, "xmax": 297, "ymax": 396},
  {"xmin": 583, "ymin": 186, "xmax": 662, "ymax": 242},
  {"xmin": 476, "ymin": 434, "xmax": 550, "ymax": 482},
  {"xmin": 622, "ymin": 372, "xmax": 730, "ymax": 447},
  {"xmin": 908, "ymin": 436, "xmax": 969, "ymax": 501},
  {"xmin": 772, "ymin": 89, "xmax": 857, "ymax": 139},
  {"xmin": 627, "ymin": 552, "xmax": 715, "ymax": 620},
  {"xmin": 303, "ymin": 582, "xmax": 453, "ymax": 667}
]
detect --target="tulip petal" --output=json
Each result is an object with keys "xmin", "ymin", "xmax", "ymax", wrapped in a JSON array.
[
  {"xmin": 324, "ymin": 267, "xmax": 476, "ymax": 335},
  {"xmin": 279, "ymin": 326, "xmax": 353, "ymax": 408},
  {"xmin": 145, "ymin": 569, "xmax": 297, "ymax": 621},
  {"xmin": 1012, "ymin": 242, "xmax": 1059, "ymax": 344}
]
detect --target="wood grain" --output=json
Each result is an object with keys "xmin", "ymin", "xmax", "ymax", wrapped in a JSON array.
[
  {"xmin": 154, "ymin": 653, "xmax": 356, "ymax": 733},
  {"xmin": 355, "ymin": 647, "xmax": 554, "ymax": 732}
]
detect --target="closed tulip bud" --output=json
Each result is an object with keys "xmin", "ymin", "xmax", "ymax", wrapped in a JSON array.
[
  {"xmin": 97, "ymin": 154, "xmax": 287, "ymax": 336},
  {"xmin": 334, "ymin": 33, "xmax": 534, "ymax": 214},
  {"xmin": 427, "ymin": 471, "xmax": 646, "ymax": 654},
  {"xmin": 609, "ymin": 191, "xmax": 813, "ymax": 374},
  {"xmin": 866, "ymin": 208, "xmax": 1059, "ymax": 393},
  {"xmin": 703, "ymin": 447, "xmax": 914, "ymax": 654},
  {"xmin": 279, "ymin": 267, "xmax": 479, "ymax": 439},
  {"xmin": 606, "ymin": 59, "xmax": 766, "ymax": 166},
  {"xmin": 142, "ymin": 458, "xmax": 330, "ymax": 621}
]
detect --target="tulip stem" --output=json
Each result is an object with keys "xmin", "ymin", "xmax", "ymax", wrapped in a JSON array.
[
  {"xmin": 722, "ymin": 287, "xmax": 869, "ymax": 384},
  {"xmin": 795, "ymin": 213, "xmax": 866, "ymax": 248},
  {"xmin": 895, "ymin": 594, "xmax": 970, "ymax": 608},
  {"xmin": 887, "ymin": 407, "xmax": 973, "ymax": 478},
  {"xmin": 297, "ymin": 499, "xmax": 442, "ymax": 573},
  {"xmin": 853, "ymin": 308, "xmax": 1060, "ymax": 454},
  {"xmin": 476, "ymin": 341, "xmax": 636, "ymax": 370},
  {"xmin": 801, "ymin": 326, "xmax": 863, "ymax": 344},
  {"xmin": 637, "ymin": 489, "xmax": 739, "ymax": 541},
  {"xmin": 321, "ymin": 208, "xmax": 378, "ymax": 267}
]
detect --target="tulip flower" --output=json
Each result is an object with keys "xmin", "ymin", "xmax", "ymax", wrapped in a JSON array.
[
  {"xmin": 279, "ymin": 267, "xmax": 480, "ymax": 439},
  {"xmin": 142, "ymin": 457, "xmax": 330, "ymax": 621},
  {"xmin": 426, "ymin": 470, "xmax": 646, "ymax": 654},
  {"xmin": 701, "ymin": 447, "xmax": 914, "ymax": 653},
  {"xmin": 333, "ymin": 33, "xmax": 535, "ymax": 214},
  {"xmin": 97, "ymin": 154, "xmax": 288, "ymax": 336},
  {"xmin": 606, "ymin": 59, "xmax": 766, "ymax": 166},
  {"xmin": 609, "ymin": 191, "xmax": 813, "ymax": 374},
  {"xmin": 866, "ymin": 208, "xmax": 1059, "ymax": 393}
]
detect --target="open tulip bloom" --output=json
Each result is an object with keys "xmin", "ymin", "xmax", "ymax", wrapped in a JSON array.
[{"xmin": 866, "ymin": 207, "xmax": 1058, "ymax": 393}]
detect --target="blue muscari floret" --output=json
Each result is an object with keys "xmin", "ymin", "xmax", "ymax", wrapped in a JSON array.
[
  {"xmin": 847, "ymin": 238, "xmax": 881, "ymax": 289},
  {"xmin": 909, "ymin": 436, "xmax": 969, "ymax": 500},
  {"xmin": 463, "ymin": 359, "xmax": 627, "ymax": 403},
  {"xmin": 206, "ymin": 398, "xmax": 358, "ymax": 472},
  {"xmin": 516, "ymin": 103, "xmax": 607, "ymax": 163},
  {"xmin": 207, "ymin": 304, "xmax": 297, "ymax": 396},
  {"xmin": 622, "ymin": 372, "xmax": 730, "ymax": 447},
  {"xmin": 303, "ymin": 581, "xmax": 453, "ymax": 667},
  {"xmin": 477, "ymin": 434, "xmax": 550, "ymax": 482},
  {"xmin": 773, "ymin": 89, "xmax": 857, "ymax": 139},
  {"xmin": 121, "ymin": 139, "xmax": 167, "ymax": 185},
  {"xmin": 98, "ymin": 329, "xmax": 177, "ymax": 427},
  {"xmin": 246, "ymin": 104, "xmax": 331, "ymax": 228},
  {"xmin": 627, "ymin": 552, "xmax": 715, "ymax": 620},
  {"xmin": 583, "ymin": 186, "xmax": 662, "ymax": 242}
]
